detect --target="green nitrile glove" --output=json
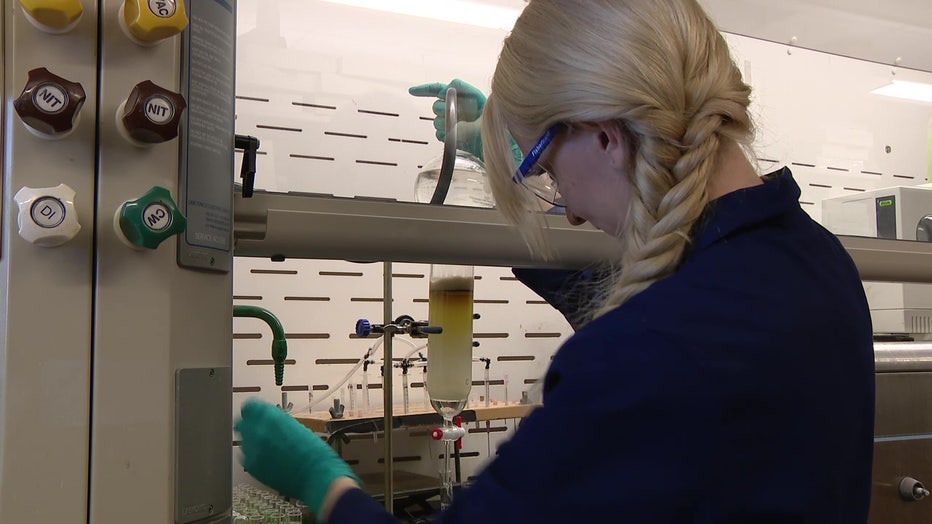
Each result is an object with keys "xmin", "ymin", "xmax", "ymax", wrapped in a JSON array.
[
  {"xmin": 235, "ymin": 399, "xmax": 359, "ymax": 520},
  {"xmin": 409, "ymin": 78, "xmax": 487, "ymax": 160}
]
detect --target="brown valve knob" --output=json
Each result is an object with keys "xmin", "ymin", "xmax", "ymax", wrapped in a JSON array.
[
  {"xmin": 117, "ymin": 80, "xmax": 186, "ymax": 145},
  {"xmin": 13, "ymin": 67, "xmax": 86, "ymax": 139}
]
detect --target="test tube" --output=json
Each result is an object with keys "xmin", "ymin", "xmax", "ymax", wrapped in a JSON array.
[
  {"xmin": 484, "ymin": 365, "xmax": 490, "ymax": 407},
  {"xmin": 402, "ymin": 362, "xmax": 410, "ymax": 414},
  {"xmin": 362, "ymin": 361, "xmax": 370, "ymax": 416},
  {"xmin": 346, "ymin": 382, "xmax": 356, "ymax": 417}
]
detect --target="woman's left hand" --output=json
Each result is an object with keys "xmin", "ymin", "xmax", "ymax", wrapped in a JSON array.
[{"xmin": 235, "ymin": 399, "xmax": 360, "ymax": 519}]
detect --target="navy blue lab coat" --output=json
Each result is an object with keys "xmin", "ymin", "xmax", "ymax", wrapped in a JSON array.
[{"xmin": 329, "ymin": 169, "xmax": 875, "ymax": 523}]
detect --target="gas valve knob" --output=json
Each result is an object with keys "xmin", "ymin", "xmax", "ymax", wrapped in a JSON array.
[
  {"xmin": 899, "ymin": 477, "xmax": 930, "ymax": 502},
  {"xmin": 116, "ymin": 80, "xmax": 186, "ymax": 145},
  {"xmin": 13, "ymin": 184, "xmax": 81, "ymax": 247},
  {"xmin": 13, "ymin": 67, "xmax": 86, "ymax": 139},
  {"xmin": 355, "ymin": 319, "xmax": 373, "ymax": 338},
  {"xmin": 19, "ymin": 0, "xmax": 84, "ymax": 33},
  {"xmin": 114, "ymin": 186, "xmax": 186, "ymax": 250},
  {"xmin": 119, "ymin": 0, "xmax": 188, "ymax": 45}
]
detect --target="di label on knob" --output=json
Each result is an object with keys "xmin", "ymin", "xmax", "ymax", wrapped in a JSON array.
[
  {"xmin": 13, "ymin": 184, "xmax": 82, "ymax": 247},
  {"xmin": 31, "ymin": 197, "xmax": 67, "ymax": 228}
]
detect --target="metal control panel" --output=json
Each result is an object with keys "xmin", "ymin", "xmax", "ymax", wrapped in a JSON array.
[
  {"xmin": 90, "ymin": 0, "xmax": 234, "ymax": 522},
  {"xmin": 0, "ymin": 0, "xmax": 233, "ymax": 522},
  {"xmin": 0, "ymin": 1, "xmax": 98, "ymax": 522}
]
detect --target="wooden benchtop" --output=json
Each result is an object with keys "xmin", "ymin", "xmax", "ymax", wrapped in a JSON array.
[{"xmin": 293, "ymin": 403, "xmax": 538, "ymax": 434}]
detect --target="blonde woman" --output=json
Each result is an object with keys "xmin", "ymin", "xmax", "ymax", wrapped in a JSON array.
[{"xmin": 236, "ymin": 1, "xmax": 875, "ymax": 522}]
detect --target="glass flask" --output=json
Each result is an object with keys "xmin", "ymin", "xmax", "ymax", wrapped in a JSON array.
[{"xmin": 414, "ymin": 151, "xmax": 493, "ymax": 208}]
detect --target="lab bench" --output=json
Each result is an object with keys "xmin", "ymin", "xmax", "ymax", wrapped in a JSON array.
[{"xmin": 292, "ymin": 403, "xmax": 537, "ymax": 519}]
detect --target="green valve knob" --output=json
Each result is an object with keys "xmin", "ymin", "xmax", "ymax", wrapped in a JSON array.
[{"xmin": 114, "ymin": 186, "xmax": 186, "ymax": 250}]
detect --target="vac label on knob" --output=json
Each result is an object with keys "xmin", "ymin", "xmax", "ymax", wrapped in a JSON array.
[{"xmin": 149, "ymin": 0, "xmax": 177, "ymax": 18}]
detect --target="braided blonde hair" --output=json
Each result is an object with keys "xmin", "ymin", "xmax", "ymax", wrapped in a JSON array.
[{"xmin": 482, "ymin": 0, "xmax": 753, "ymax": 319}]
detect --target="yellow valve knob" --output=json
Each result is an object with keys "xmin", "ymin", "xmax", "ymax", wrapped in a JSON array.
[
  {"xmin": 120, "ymin": 0, "xmax": 188, "ymax": 46},
  {"xmin": 19, "ymin": 0, "xmax": 84, "ymax": 33}
]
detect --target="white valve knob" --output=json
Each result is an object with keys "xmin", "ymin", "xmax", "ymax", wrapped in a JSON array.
[
  {"xmin": 431, "ymin": 425, "xmax": 466, "ymax": 442},
  {"xmin": 14, "ymin": 184, "xmax": 81, "ymax": 247}
]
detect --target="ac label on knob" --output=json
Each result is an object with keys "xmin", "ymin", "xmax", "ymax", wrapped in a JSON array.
[
  {"xmin": 31, "ymin": 198, "xmax": 66, "ymax": 228},
  {"xmin": 34, "ymin": 83, "xmax": 68, "ymax": 114},
  {"xmin": 144, "ymin": 203, "xmax": 172, "ymax": 231},
  {"xmin": 149, "ymin": 0, "xmax": 176, "ymax": 18}
]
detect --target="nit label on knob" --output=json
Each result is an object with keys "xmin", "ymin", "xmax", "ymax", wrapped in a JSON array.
[
  {"xmin": 145, "ymin": 95, "xmax": 174, "ymax": 124},
  {"xmin": 148, "ymin": 0, "xmax": 177, "ymax": 17},
  {"xmin": 143, "ymin": 202, "xmax": 172, "ymax": 231},
  {"xmin": 33, "ymin": 83, "xmax": 68, "ymax": 114},
  {"xmin": 31, "ymin": 197, "xmax": 66, "ymax": 228}
]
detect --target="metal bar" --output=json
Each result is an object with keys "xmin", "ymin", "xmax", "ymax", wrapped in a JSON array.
[
  {"xmin": 232, "ymin": 190, "xmax": 621, "ymax": 269},
  {"xmin": 233, "ymin": 190, "xmax": 932, "ymax": 283},
  {"xmin": 839, "ymin": 236, "xmax": 932, "ymax": 284},
  {"xmin": 874, "ymin": 342, "xmax": 932, "ymax": 373},
  {"xmin": 382, "ymin": 261, "xmax": 393, "ymax": 513}
]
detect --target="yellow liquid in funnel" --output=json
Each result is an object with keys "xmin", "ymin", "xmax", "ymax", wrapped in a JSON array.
[{"xmin": 426, "ymin": 277, "xmax": 474, "ymax": 403}]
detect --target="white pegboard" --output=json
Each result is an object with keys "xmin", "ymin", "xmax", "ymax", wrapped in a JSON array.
[
  {"xmin": 231, "ymin": 0, "xmax": 932, "ymax": 488},
  {"xmin": 232, "ymin": 0, "xmax": 931, "ymax": 208}
]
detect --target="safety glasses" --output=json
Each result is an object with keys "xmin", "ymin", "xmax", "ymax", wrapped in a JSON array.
[{"xmin": 512, "ymin": 124, "xmax": 565, "ymax": 207}]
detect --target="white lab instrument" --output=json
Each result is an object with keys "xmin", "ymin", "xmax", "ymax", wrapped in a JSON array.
[{"xmin": 824, "ymin": 187, "xmax": 932, "ymax": 336}]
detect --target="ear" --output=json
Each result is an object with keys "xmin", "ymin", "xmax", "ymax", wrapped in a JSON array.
[{"xmin": 594, "ymin": 121, "xmax": 628, "ymax": 168}]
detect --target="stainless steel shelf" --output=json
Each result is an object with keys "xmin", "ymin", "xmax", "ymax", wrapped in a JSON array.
[{"xmin": 233, "ymin": 190, "xmax": 932, "ymax": 283}]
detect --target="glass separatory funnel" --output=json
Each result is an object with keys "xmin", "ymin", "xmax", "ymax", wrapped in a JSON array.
[{"xmin": 426, "ymin": 263, "xmax": 475, "ymax": 509}]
